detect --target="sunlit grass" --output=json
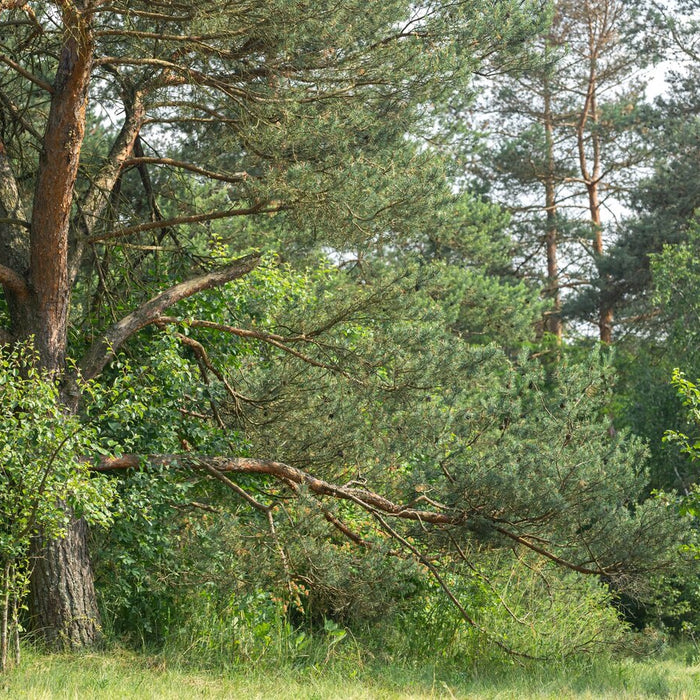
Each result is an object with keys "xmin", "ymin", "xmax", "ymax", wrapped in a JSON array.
[{"xmin": 2, "ymin": 645, "xmax": 700, "ymax": 699}]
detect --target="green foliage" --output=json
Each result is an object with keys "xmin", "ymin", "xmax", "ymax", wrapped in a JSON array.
[
  {"xmin": 0, "ymin": 344, "xmax": 115, "ymax": 553},
  {"xmin": 663, "ymin": 369, "xmax": 700, "ymax": 465},
  {"xmin": 664, "ymin": 369, "xmax": 700, "ymax": 551},
  {"xmin": 0, "ymin": 343, "xmax": 116, "ymax": 668},
  {"xmin": 7, "ymin": 643, "xmax": 700, "ymax": 700},
  {"xmin": 614, "ymin": 220, "xmax": 700, "ymax": 493},
  {"xmin": 389, "ymin": 555, "xmax": 630, "ymax": 664},
  {"xmin": 1, "ymin": 0, "xmax": 692, "ymax": 665}
]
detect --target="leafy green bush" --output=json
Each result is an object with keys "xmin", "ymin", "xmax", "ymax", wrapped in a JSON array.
[{"xmin": 0, "ymin": 343, "xmax": 115, "ymax": 670}]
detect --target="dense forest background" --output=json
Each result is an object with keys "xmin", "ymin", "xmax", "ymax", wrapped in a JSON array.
[{"xmin": 0, "ymin": 0, "xmax": 699, "ymax": 670}]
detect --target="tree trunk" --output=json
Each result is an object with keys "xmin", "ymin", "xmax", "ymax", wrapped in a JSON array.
[
  {"xmin": 543, "ymin": 72, "xmax": 562, "ymax": 340},
  {"xmin": 1, "ymin": 564, "xmax": 9, "ymax": 672},
  {"xmin": 21, "ymin": 2, "xmax": 102, "ymax": 649},
  {"xmin": 29, "ymin": 514, "xmax": 101, "ymax": 649}
]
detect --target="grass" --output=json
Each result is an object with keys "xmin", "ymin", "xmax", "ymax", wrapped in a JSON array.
[{"xmin": 1, "ymin": 645, "xmax": 700, "ymax": 699}]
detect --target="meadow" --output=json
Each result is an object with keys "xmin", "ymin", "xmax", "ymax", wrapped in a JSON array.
[{"xmin": 2, "ymin": 645, "xmax": 700, "ymax": 699}]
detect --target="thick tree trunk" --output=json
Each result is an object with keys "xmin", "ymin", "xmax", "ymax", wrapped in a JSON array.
[
  {"xmin": 29, "ymin": 515, "xmax": 101, "ymax": 649},
  {"xmin": 21, "ymin": 2, "xmax": 102, "ymax": 649}
]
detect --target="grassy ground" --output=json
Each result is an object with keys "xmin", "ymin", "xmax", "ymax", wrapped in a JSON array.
[{"xmin": 1, "ymin": 646, "xmax": 700, "ymax": 699}]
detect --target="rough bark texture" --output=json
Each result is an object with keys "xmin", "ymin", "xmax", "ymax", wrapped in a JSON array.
[
  {"xmin": 28, "ymin": 3, "xmax": 93, "ymax": 370},
  {"xmin": 29, "ymin": 514, "xmax": 101, "ymax": 650},
  {"xmin": 20, "ymin": 3, "xmax": 103, "ymax": 649}
]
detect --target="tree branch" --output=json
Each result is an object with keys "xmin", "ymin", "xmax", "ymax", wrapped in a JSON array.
[
  {"xmin": 69, "ymin": 88, "xmax": 146, "ymax": 284},
  {"xmin": 94, "ymin": 6, "xmax": 194, "ymax": 22},
  {"xmin": 173, "ymin": 332, "xmax": 259, "ymax": 416},
  {"xmin": 0, "ymin": 55, "xmax": 54, "ymax": 94},
  {"xmin": 0, "ymin": 218, "xmax": 29, "ymax": 229},
  {"xmin": 0, "ymin": 264, "xmax": 29, "ymax": 300},
  {"xmin": 93, "ymin": 453, "xmax": 637, "ymax": 581},
  {"xmin": 95, "ymin": 454, "xmax": 459, "ymax": 524},
  {"xmin": 157, "ymin": 316, "xmax": 353, "ymax": 378},
  {"xmin": 0, "ymin": 138, "xmax": 30, "ymax": 274},
  {"xmin": 87, "ymin": 204, "xmax": 281, "ymax": 243},
  {"xmin": 79, "ymin": 254, "xmax": 261, "ymax": 379},
  {"xmin": 122, "ymin": 157, "xmax": 251, "ymax": 184}
]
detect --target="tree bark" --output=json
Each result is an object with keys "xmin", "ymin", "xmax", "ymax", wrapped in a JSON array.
[
  {"xmin": 543, "ymin": 70, "xmax": 562, "ymax": 340},
  {"xmin": 29, "ymin": 514, "xmax": 101, "ymax": 650},
  {"xmin": 576, "ymin": 4, "xmax": 614, "ymax": 344},
  {"xmin": 20, "ymin": 2, "xmax": 103, "ymax": 649}
]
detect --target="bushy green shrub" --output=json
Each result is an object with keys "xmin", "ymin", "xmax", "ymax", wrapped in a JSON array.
[{"xmin": 0, "ymin": 343, "xmax": 115, "ymax": 670}]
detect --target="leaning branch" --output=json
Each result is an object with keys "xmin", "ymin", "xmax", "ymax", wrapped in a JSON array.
[
  {"xmin": 94, "ymin": 454, "xmax": 458, "ymax": 524},
  {"xmin": 79, "ymin": 254, "xmax": 260, "ymax": 379},
  {"xmin": 93, "ymin": 453, "xmax": 615, "ymax": 579},
  {"xmin": 95, "ymin": 452, "xmax": 550, "ymax": 659}
]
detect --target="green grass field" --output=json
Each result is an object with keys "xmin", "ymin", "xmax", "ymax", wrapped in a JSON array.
[{"xmin": 2, "ymin": 646, "xmax": 700, "ymax": 699}]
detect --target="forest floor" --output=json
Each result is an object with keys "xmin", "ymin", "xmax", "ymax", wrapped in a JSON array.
[{"xmin": 1, "ymin": 645, "xmax": 699, "ymax": 698}]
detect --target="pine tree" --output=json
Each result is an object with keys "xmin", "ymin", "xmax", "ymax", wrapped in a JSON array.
[{"xmin": 0, "ymin": 0, "xmax": 543, "ymax": 649}]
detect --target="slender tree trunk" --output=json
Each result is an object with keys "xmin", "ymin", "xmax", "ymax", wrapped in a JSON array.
[
  {"xmin": 12, "ymin": 588, "xmax": 19, "ymax": 667},
  {"xmin": 587, "ymin": 178, "xmax": 613, "ymax": 343},
  {"xmin": 577, "ymin": 30, "xmax": 613, "ymax": 344},
  {"xmin": 1, "ymin": 563, "xmax": 9, "ymax": 672},
  {"xmin": 543, "ymin": 73, "xmax": 562, "ymax": 340}
]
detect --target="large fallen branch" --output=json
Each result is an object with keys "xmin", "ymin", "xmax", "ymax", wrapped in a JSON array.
[{"xmin": 94, "ymin": 453, "xmax": 544, "ymax": 659}]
